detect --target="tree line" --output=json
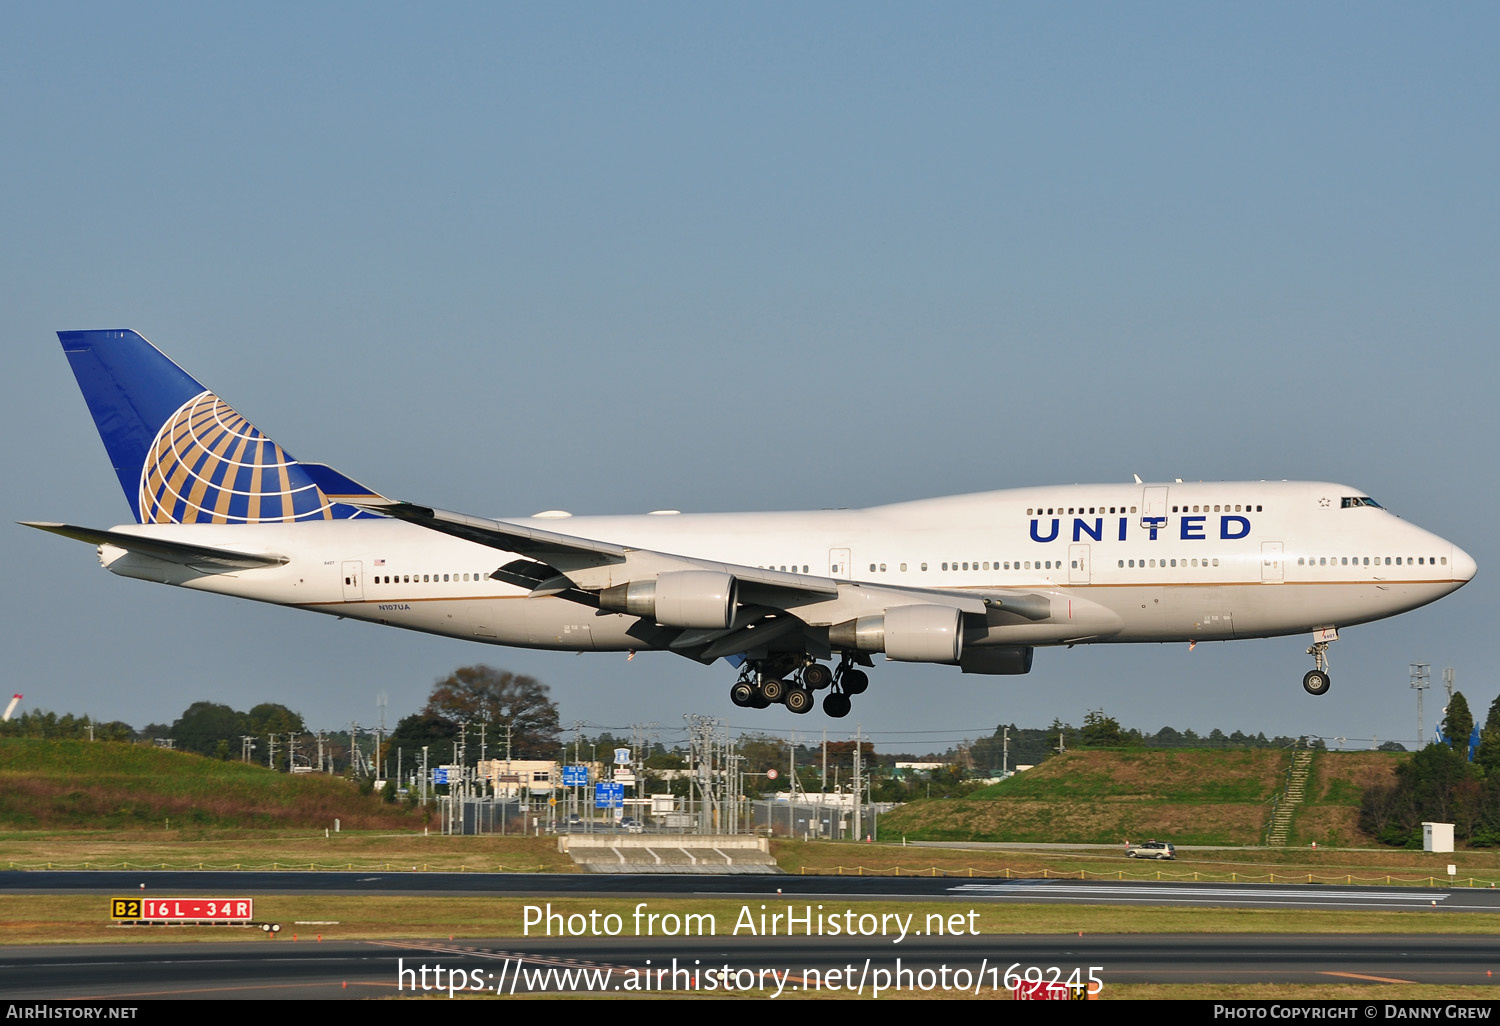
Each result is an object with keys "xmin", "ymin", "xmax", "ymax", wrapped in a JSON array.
[{"xmin": 1360, "ymin": 691, "xmax": 1500, "ymax": 846}]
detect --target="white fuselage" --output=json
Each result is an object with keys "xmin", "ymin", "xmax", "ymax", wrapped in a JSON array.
[{"xmin": 95, "ymin": 480, "xmax": 1475, "ymax": 656}]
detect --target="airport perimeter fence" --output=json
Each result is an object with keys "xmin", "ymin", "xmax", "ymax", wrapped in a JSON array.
[
  {"xmin": 751, "ymin": 799, "xmax": 902, "ymax": 839},
  {"xmin": 430, "ymin": 795, "xmax": 901, "ymax": 838},
  {"xmin": 794, "ymin": 865, "xmax": 1500, "ymax": 887}
]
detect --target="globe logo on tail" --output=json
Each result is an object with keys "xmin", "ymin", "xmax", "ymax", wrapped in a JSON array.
[{"xmin": 138, "ymin": 391, "xmax": 335, "ymax": 524}]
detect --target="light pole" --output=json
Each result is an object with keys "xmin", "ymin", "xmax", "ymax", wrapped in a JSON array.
[{"xmin": 1411, "ymin": 663, "xmax": 1431, "ymax": 748}]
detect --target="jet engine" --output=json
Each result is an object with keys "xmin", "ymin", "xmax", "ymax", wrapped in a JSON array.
[
  {"xmin": 599, "ymin": 570, "xmax": 738, "ymax": 629},
  {"xmin": 827, "ymin": 603, "xmax": 964, "ymax": 664}
]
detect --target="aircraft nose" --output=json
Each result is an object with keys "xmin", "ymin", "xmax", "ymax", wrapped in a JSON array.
[{"xmin": 1451, "ymin": 544, "xmax": 1477, "ymax": 584}]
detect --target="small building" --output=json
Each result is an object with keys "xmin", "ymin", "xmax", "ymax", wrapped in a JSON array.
[{"xmin": 1423, "ymin": 822, "xmax": 1455, "ymax": 853}]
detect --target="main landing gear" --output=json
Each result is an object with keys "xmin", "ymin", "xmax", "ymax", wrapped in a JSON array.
[
  {"xmin": 728, "ymin": 656, "xmax": 871, "ymax": 717},
  {"xmin": 1302, "ymin": 630, "xmax": 1337, "ymax": 696}
]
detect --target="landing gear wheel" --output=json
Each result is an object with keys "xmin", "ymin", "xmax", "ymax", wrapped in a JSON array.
[
  {"xmin": 785, "ymin": 688, "xmax": 814, "ymax": 714},
  {"xmin": 730, "ymin": 681, "xmax": 756, "ymax": 707},
  {"xmin": 842, "ymin": 669, "xmax": 869, "ymax": 695},
  {"xmin": 802, "ymin": 663, "xmax": 834, "ymax": 690},
  {"xmin": 750, "ymin": 693, "xmax": 771, "ymax": 709},
  {"xmin": 1302, "ymin": 669, "xmax": 1331, "ymax": 696},
  {"xmin": 823, "ymin": 693, "xmax": 852, "ymax": 718},
  {"xmin": 760, "ymin": 677, "xmax": 786, "ymax": 703}
]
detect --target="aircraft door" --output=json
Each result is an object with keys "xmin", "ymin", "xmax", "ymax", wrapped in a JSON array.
[
  {"xmin": 1261, "ymin": 542, "xmax": 1284, "ymax": 583},
  {"xmin": 1141, "ymin": 486, "xmax": 1169, "ymax": 531},
  {"xmin": 341, "ymin": 561, "xmax": 364, "ymax": 600},
  {"xmin": 1069, "ymin": 544, "xmax": 1090, "ymax": 584},
  {"xmin": 829, "ymin": 548, "xmax": 851, "ymax": 580}
]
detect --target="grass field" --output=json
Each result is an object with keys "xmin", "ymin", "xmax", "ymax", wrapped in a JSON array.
[
  {"xmin": 0, "ymin": 739, "xmax": 421, "ymax": 830},
  {"xmin": 10, "ymin": 893, "xmax": 1500, "ymax": 946},
  {"xmin": 881, "ymin": 748, "xmax": 1411, "ymax": 847}
]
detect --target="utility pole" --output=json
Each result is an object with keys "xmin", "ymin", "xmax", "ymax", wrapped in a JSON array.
[
  {"xmin": 1411, "ymin": 663, "xmax": 1431, "ymax": 747},
  {"xmin": 789, "ymin": 730, "xmax": 796, "ymax": 797},
  {"xmin": 852, "ymin": 725, "xmax": 863, "ymax": 842},
  {"xmin": 686, "ymin": 714, "xmax": 728, "ymax": 834},
  {"xmin": 1443, "ymin": 667, "xmax": 1458, "ymax": 745},
  {"xmin": 1003, "ymin": 726, "xmax": 1011, "ymax": 777}
]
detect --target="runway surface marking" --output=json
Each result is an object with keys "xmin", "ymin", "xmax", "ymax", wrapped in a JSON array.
[
  {"xmin": 1321, "ymin": 971, "xmax": 1420, "ymax": 984},
  {"xmin": 949, "ymin": 884, "xmax": 1451, "ymax": 900}
]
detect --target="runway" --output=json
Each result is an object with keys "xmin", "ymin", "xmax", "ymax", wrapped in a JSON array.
[
  {"xmin": 3, "ymin": 872, "xmax": 1499, "ymax": 998},
  {"xmin": 7, "ymin": 870, "xmax": 1500, "ymax": 913},
  {"xmin": 3, "ymin": 933, "xmax": 1499, "ymax": 999}
]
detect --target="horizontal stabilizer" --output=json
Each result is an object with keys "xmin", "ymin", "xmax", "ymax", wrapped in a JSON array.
[{"xmin": 20, "ymin": 522, "xmax": 289, "ymax": 570}]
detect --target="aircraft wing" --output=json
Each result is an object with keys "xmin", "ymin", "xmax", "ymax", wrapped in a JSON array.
[
  {"xmin": 21, "ymin": 522, "xmax": 290, "ymax": 571},
  {"xmin": 366, "ymin": 501, "xmax": 848, "ymax": 605},
  {"xmin": 359, "ymin": 501, "xmax": 1040, "ymax": 664}
]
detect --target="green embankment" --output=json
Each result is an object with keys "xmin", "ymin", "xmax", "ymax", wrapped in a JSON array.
[
  {"xmin": 880, "ymin": 748, "xmax": 1400, "ymax": 846},
  {"xmin": 0, "ymin": 739, "xmax": 419, "ymax": 830},
  {"xmin": 1287, "ymin": 749, "xmax": 1403, "ymax": 847}
]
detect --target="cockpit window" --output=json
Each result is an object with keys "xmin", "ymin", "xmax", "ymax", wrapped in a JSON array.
[{"xmin": 1341, "ymin": 496, "xmax": 1384, "ymax": 509}]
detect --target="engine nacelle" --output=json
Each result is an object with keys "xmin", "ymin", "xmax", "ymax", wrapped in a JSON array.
[
  {"xmin": 598, "ymin": 570, "xmax": 738, "ymax": 630},
  {"xmin": 827, "ymin": 603, "xmax": 964, "ymax": 664}
]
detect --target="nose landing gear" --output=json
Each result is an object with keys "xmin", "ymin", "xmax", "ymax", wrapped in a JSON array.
[{"xmin": 1303, "ymin": 629, "xmax": 1337, "ymax": 696}]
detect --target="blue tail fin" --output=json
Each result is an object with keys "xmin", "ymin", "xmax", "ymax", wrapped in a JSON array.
[{"xmin": 59, "ymin": 329, "xmax": 383, "ymax": 524}]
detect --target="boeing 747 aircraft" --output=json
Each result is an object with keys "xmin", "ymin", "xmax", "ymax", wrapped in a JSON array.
[{"xmin": 27, "ymin": 330, "xmax": 1476, "ymax": 717}]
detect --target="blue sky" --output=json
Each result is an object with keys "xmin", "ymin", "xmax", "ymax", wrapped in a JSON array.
[{"xmin": 4, "ymin": 4, "xmax": 1497, "ymax": 754}]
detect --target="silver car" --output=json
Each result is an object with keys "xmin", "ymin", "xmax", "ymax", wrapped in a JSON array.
[{"xmin": 1126, "ymin": 840, "xmax": 1176, "ymax": 860}]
